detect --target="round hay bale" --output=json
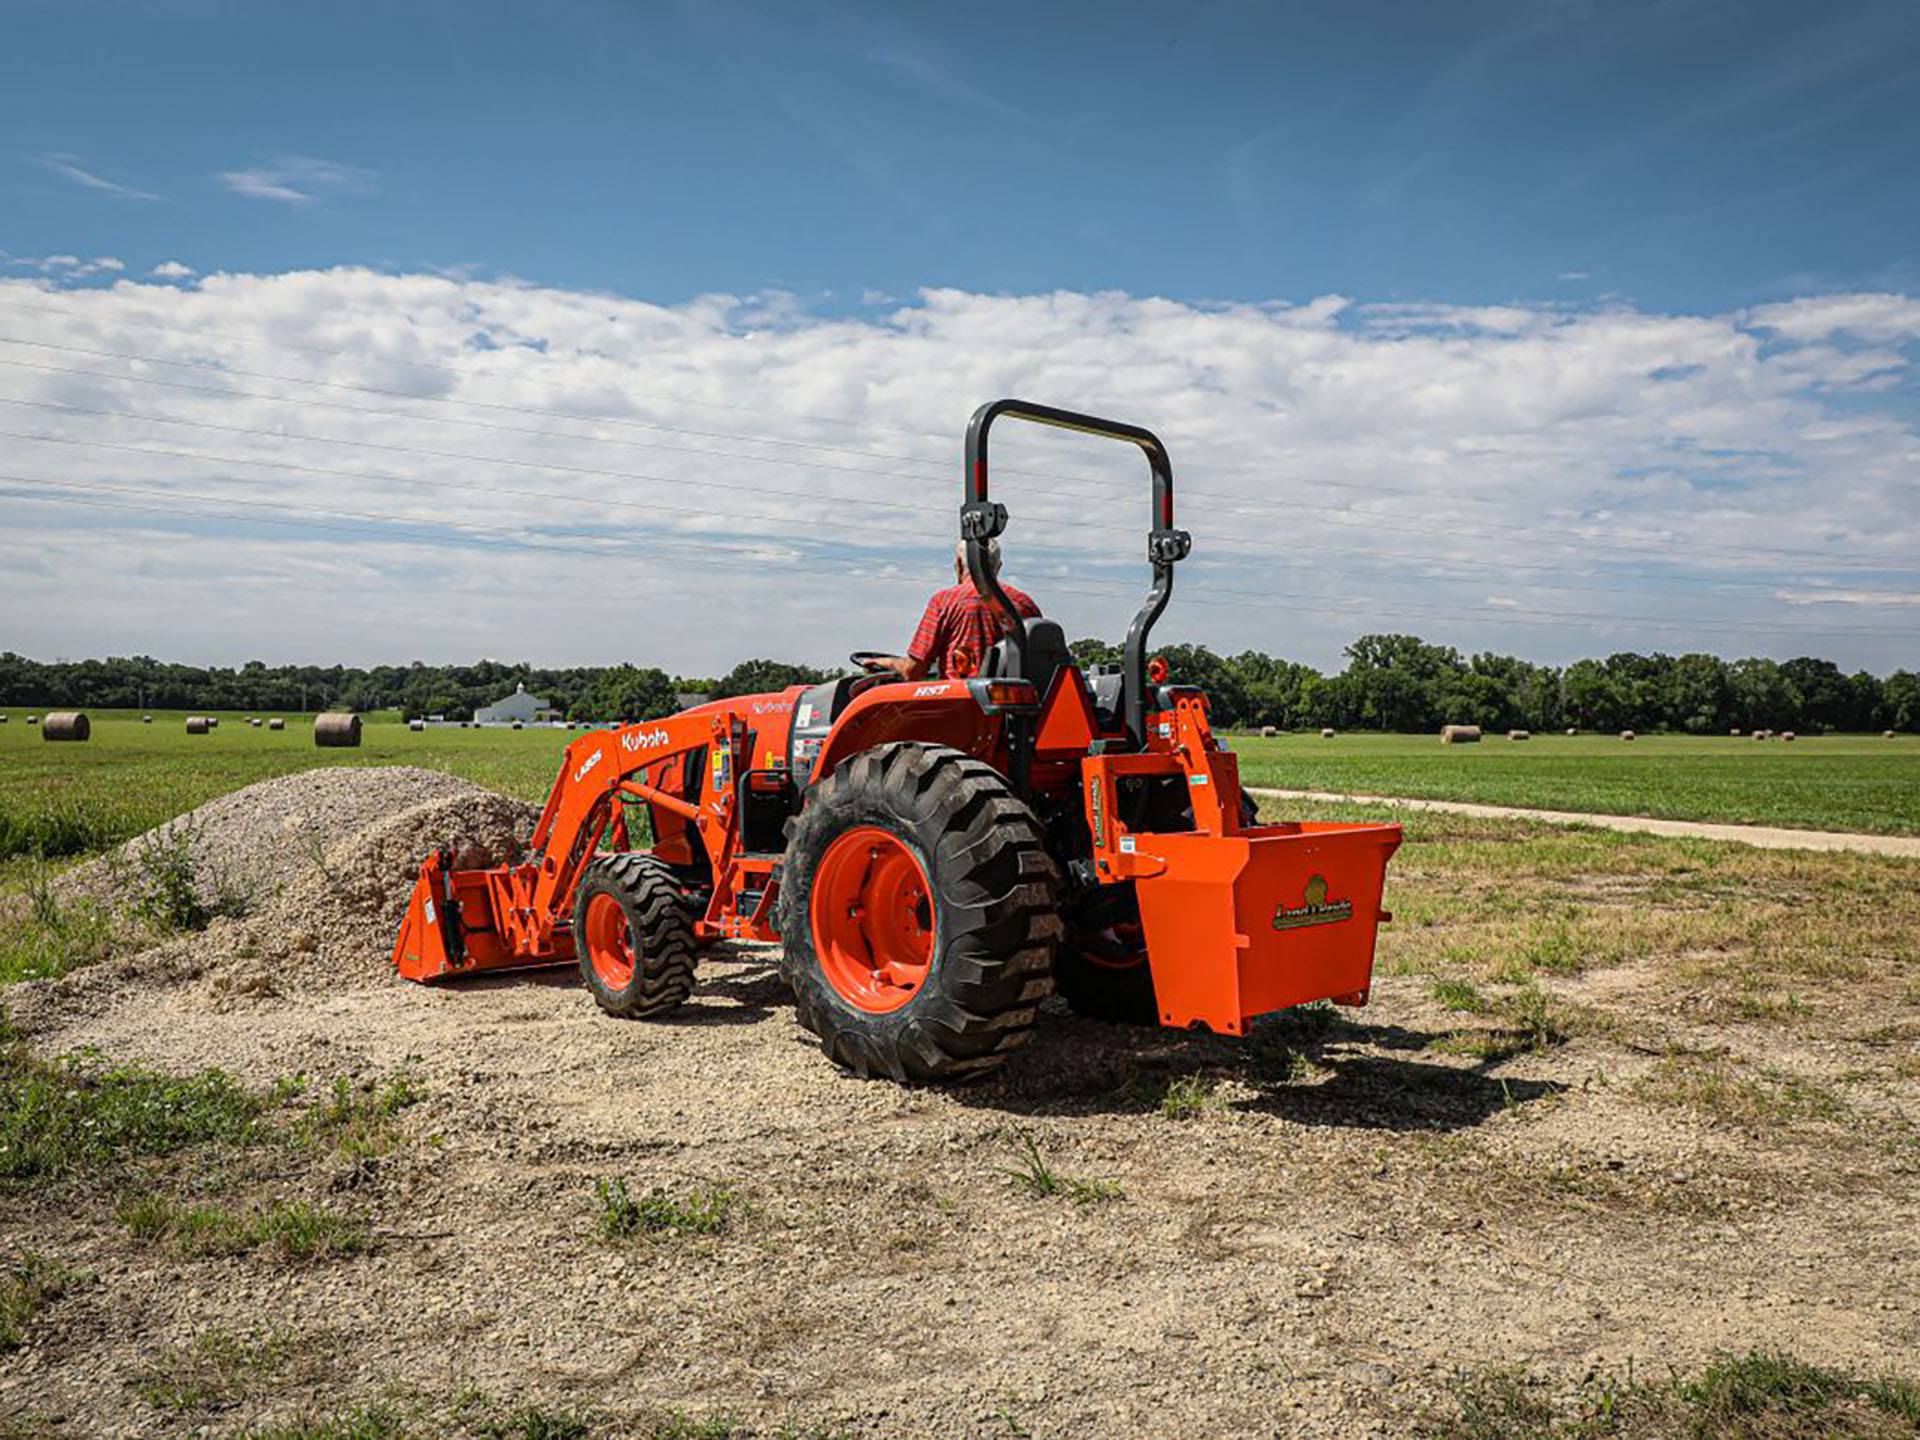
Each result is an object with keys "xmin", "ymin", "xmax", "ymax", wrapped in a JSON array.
[
  {"xmin": 1620, "ymin": 730, "xmax": 1636, "ymax": 741},
  {"xmin": 206, "ymin": 716, "xmax": 219, "ymax": 729},
  {"xmin": 268, "ymin": 717, "xmax": 286, "ymax": 731},
  {"xmin": 0, "ymin": 714, "xmax": 8, "ymax": 723},
  {"xmin": 1887, "ymin": 730, "xmax": 1898, "ymax": 739},
  {"xmin": 1259, "ymin": 725, "xmax": 1277, "ymax": 738},
  {"xmin": 1781, "ymin": 730, "xmax": 1796, "ymax": 742},
  {"xmin": 1729, "ymin": 728, "xmax": 1743, "ymax": 737},
  {"xmin": 1319, "ymin": 727, "xmax": 1336, "ymax": 739},
  {"xmin": 1753, "ymin": 729, "xmax": 1772, "ymax": 740},
  {"xmin": 511, "ymin": 720, "xmax": 524, "ymax": 731},
  {"xmin": 1564, "ymin": 727, "xmax": 1577, "ymax": 736},
  {"xmin": 186, "ymin": 716, "xmax": 210, "ymax": 735},
  {"xmin": 1508, "ymin": 729, "xmax": 1531, "ymax": 741},
  {"xmin": 1440, "ymin": 724, "xmax": 1482, "ymax": 744},
  {"xmin": 41, "ymin": 711, "xmax": 89, "ymax": 742},
  {"xmin": 141, "ymin": 714, "xmax": 152, "ymax": 724},
  {"xmin": 249, "ymin": 717, "xmax": 262, "ymax": 728},
  {"xmin": 27, "ymin": 715, "xmax": 39, "ymax": 725},
  {"xmin": 408, "ymin": 718, "xmax": 425, "ymax": 732},
  {"xmin": 314, "ymin": 712, "xmax": 362, "ymax": 748}
]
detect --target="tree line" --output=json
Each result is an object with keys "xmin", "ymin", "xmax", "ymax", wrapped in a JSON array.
[{"xmin": 2, "ymin": 639, "xmax": 1914, "ymax": 732}]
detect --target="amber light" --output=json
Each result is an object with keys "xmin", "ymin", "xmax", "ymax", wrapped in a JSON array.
[{"xmin": 984, "ymin": 681, "xmax": 1037, "ymax": 708}]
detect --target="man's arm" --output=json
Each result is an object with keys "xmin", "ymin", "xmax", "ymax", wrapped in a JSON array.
[{"xmin": 861, "ymin": 594, "xmax": 945, "ymax": 681}]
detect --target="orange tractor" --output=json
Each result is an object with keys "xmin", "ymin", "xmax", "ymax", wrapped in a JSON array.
[{"xmin": 394, "ymin": 400, "xmax": 1402, "ymax": 1082}]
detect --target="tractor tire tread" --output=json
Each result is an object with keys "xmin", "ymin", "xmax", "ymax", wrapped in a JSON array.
[
  {"xmin": 574, "ymin": 853, "xmax": 698, "ymax": 1019},
  {"xmin": 777, "ymin": 742, "xmax": 1060, "ymax": 1083}
]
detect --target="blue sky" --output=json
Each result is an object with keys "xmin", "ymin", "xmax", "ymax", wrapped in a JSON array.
[
  {"xmin": 2, "ymin": 2, "xmax": 1918, "ymax": 673},
  {"xmin": 6, "ymin": 0, "xmax": 1918, "ymax": 312}
]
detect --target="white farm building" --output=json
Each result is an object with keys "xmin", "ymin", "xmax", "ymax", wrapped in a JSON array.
[{"xmin": 473, "ymin": 682, "xmax": 557, "ymax": 726}]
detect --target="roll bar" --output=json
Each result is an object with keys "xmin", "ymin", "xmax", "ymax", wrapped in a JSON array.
[{"xmin": 961, "ymin": 398, "xmax": 1191, "ymax": 747}]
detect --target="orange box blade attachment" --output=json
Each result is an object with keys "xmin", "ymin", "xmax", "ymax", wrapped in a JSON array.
[{"xmin": 1132, "ymin": 820, "xmax": 1403, "ymax": 1035}]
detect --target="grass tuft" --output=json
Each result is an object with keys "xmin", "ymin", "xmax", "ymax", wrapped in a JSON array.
[
  {"xmin": 134, "ymin": 1325, "xmax": 291, "ymax": 1412},
  {"xmin": 1433, "ymin": 1349, "xmax": 1920, "ymax": 1438},
  {"xmin": 120, "ymin": 1195, "xmax": 368, "ymax": 1261},
  {"xmin": 475, "ymin": 1404, "xmax": 597, "ymax": 1440},
  {"xmin": 291, "ymin": 1071, "xmax": 424, "ymax": 1158},
  {"xmin": 239, "ymin": 1403, "xmax": 408, "ymax": 1440},
  {"xmin": 0, "ymin": 1252, "xmax": 79, "ymax": 1350},
  {"xmin": 1002, "ymin": 1131, "xmax": 1122, "ymax": 1205},
  {"xmin": 594, "ymin": 1178, "xmax": 736, "ymax": 1241}
]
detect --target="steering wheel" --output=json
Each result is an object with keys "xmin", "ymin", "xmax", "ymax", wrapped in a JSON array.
[{"xmin": 848, "ymin": 650, "xmax": 894, "ymax": 672}]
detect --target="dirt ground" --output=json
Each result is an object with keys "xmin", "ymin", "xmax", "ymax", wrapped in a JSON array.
[{"xmin": 3, "ymin": 772, "xmax": 1917, "ymax": 1438}]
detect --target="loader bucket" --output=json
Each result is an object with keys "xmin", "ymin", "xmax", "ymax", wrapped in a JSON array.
[
  {"xmin": 392, "ymin": 852, "xmax": 527, "ymax": 981},
  {"xmin": 1132, "ymin": 820, "xmax": 1402, "ymax": 1034}
]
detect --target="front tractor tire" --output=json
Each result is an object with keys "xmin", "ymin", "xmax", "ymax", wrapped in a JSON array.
[
  {"xmin": 573, "ymin": 853, "xmax": 699, "ymax": 1018},
  {"xmin": 776, "ymin": 743, "xmax": 1061, "ymax": 1083}
]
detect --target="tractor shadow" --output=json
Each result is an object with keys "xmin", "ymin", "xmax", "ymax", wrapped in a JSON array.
[{"xmin": 972, "ymin": 1004, "xmax": 1563, "ymax": 1133}]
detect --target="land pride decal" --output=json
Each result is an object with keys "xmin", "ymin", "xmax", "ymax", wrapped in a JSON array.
[{"xmin": 1272, "ymin": 873, "xmax": 1353, "ymax": 931}]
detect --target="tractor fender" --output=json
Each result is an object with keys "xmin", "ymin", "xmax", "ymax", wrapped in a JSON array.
[{"xmin": 808, "ymin": 682, "xmax": 1001, "ymax": 784}]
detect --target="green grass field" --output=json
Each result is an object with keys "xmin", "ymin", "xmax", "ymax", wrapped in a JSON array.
[
  {"xmin": 0, "ymin": 710, "xmax": 574, "ymax": 861},
  {"xmin": 1230, "ymin": 730, "xmax": 1920, "ymax": 836},
  {"xmin": 2, "ymin": 712, "xmax": 1917, "ymax": 863}
]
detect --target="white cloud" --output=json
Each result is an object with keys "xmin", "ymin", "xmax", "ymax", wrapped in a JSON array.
[
  {"xmin": 216, "ymin": 157, "xmax": 376, "ymax": 205},
  {"xmin": 0, "ymin": 269, "xmax": 1915, "ymax": 673},
  {"xmin": 36, "ymin": 153, "xmax": 162, "ymax": 201},
  {"xmin": 149, "ymin": 261, "xmax": 196, "ymax": 280},
  {"xmin": 1743, "ymin": 292, "xmax": 1920, "ymax": 343},
  {"xmin": 5, "ymin": 253, "xmax": 125, "ymax": 277}
]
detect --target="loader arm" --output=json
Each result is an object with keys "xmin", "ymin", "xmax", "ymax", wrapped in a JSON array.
[{"xmin": 393, "ymin": 696, "xmax": 800, "ymax": 981}]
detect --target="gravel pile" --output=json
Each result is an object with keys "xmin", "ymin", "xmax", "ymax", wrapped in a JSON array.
[
  {"xmin": 54, "ymin": 767, "xmax": 539, "ymax": 1001},
  {"xmin": 63, "ymin": 766, "xmax": 483, "ymax": 912}
]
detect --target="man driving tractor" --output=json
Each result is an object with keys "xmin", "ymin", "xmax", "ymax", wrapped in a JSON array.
[{"xmin": 861, "ymin": 538, "xmax": 1041, "ymax": 682}]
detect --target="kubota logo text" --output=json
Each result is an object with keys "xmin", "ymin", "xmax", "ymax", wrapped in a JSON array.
[
  {"xmin": 573, "ymin": 751, "xmax": 604, "ymax": 783},
  {"xmin": 1272, "ymin": 873, "xmax": 1353, "ymax": 931},
  {"xmin": 620, "ymin": 728, "xmax": 670, "ymax": 752}
]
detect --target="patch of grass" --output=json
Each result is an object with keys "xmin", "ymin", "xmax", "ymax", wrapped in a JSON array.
[
  {"xmin": 0, "ymin": 711, "xmax": 574, "ymax": 865},
  {"xmin": 1120, "ymin": 1071, "xmax": 1221, "ymax": 1118},
  {"xmin": 240, "ymin": 1403, "xmax": 409, "ymax": 1440},
  {"xmin": 291, "ymin": 1070, "xmax": 424, "ymax": 1158},
  {"xmin": 1158, "ymin": 1074, "xmax": 1218, "ymax": 1120},
  {"xmin": 0, "ymin": 869, "xmax": 118, "ymax": 984},
  {"xmin": 120, "ymin": 1195, "xmax": 368, "ymax": 1261},
  {"xmin": 134, "ymin": 1325, "xmax": 291, "ymax": 1412},
  {"xmin": 1001, "ymin": 1131, "xmax": 1123, "ymax": 1205},
  {"xmin": 1433, "ymin": 1349, "xmax": 1920, "ymax": 1438},
  {"xmin": 475, "ymin": 1405, "xmax": 598, "ymax": 1440},
  {"xmin": 641, "ymin": 1413, "xmax": 738, "ymax": 1440},
  {"xmin": 0, "ymin": 1252, "xmax": 79, "ymax": 1350},
  {"xmin": 1633, "ymin": 1055, "xmax": 1846, "ymax": 1129},
  {"xmin": 594, "ymin": 1177, "xmax": 737, "ymax": 1241},
  {"xmin": 1234, "ymin": 730, "xmax": 1920, "ymax": 836},
  {"xmin": 0, "ymin": 1027, "xmax": 262, "ymax": 1183},
  {"xmin": 1430, "ymin": 977, "xmax": 1487, "ymax": 1013},
  {"xmin": 1430, "ymin": 983, "xmax": 1592, "ymax": 1062}
]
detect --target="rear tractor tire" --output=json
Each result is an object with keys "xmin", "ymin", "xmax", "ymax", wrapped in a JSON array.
[
  {"xmin": 776, "ymin": 742, "xmax": 1061, "ymax": 1083},
  {"xmin": 573, "ymin": 853, "xmax": 699, "ymax": 1018}
]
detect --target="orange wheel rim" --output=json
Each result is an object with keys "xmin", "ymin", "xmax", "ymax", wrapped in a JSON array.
[
  {"xmin": 583, "ymin": 891, "xmax": 635, "ymax": 989},
  {"xmin": 810, "ymin": 825, "xmax": 935, "ymax": 1014}
]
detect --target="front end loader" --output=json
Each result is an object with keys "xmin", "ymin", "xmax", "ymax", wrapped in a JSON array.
[{"xmin": 394, "ymin": 399, "xmax": 1401, "ymax": 1082}]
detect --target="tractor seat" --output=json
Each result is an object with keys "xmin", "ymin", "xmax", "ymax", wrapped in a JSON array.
[{"xmin": 983, "ymin": 617, "xmax": 1072, "ymax": 700}]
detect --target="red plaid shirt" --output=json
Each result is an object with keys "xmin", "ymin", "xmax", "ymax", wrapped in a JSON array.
[{"xmin": 908, "ymin": 582, "xmax": 1041, "ymax": 677}]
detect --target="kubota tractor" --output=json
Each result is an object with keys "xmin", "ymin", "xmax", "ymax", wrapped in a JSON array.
[{"xmin": 394, "ymin": 400, "xmax": 1402, "ymax": 1082}]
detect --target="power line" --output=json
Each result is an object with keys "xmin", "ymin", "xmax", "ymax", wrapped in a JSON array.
[
  {"xmin": 5, "ymin": 470, "xmax": 1906, "ymax": 640},
  {"xmin": 0, "ymin": 422, "xmax": 1897, "ymax": 622},
  {"xmin": 2, "ymin": 318, "xmax": 1910, "ymax": 570},
  {"xmin": 3, "ymin": 386, "xmax": 1909, "ymax": 580}
]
